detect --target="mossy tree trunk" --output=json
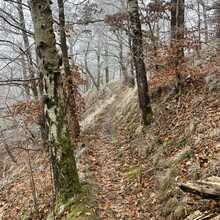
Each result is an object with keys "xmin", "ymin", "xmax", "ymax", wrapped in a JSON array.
[
  {"xmin": 128, "ymin": 0, "xmax": 153, "ymax": 126},
  {"xmin": 29, "ymin": 0, "xmax": 82, "ymax": 204}
]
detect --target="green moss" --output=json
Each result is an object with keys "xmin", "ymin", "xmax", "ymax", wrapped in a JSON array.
[
  {"xmin": 56, "ymin": 103, "xmax": 66, "ymax": 138},
  {"xmin": 163, "ymin": 139, "xmax": 171, "ymax": 150},
  {"xmin": 69, "ymin": 204, "xmax": 89, "ymax": 218},
  {"xmin": 63, "ymin": 198, "xmax": 98, "ymax": 220},
  {"xmin": 124, "ymin": 168, "xmax": 141, "ymax": 179},
  {"xmin": 56, "ymin": 136, "xmax": 82, "ymax": 203},
  {"xmin": 49, "ymin": 103, "xmax": 82, "ymax": 206},
  {"xmin": 146, "ymin": 111, "xmax": 153, "ymax": 124},
  {"xmin": 166, "ymin": 197, "xmax": 179, "ymax": 209},
  {"xmin": 173, "ymin": 92, "xmax": 180, "ymax": 101}
]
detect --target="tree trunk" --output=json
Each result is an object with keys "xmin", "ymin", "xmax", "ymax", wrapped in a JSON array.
[
  {"xmin": 29, "ymin": 0, "xmax": 82, "ymax": 204},
  {"xmin": 116, "ymin": 31, "xmax": 134, "ymax": 87},
  {"xmin": 171, "ymin": 0, "xmax": 177, "ymax": 41},
  {"xmin": 170, "ymin": 0, "xmax": 185, "ymax": 59},
  {"xmin": 176, "ymin": 0, "xmax": 185, "ymax": 58},
  {"xmin": 197, "ymin": 0, "xmax": 202, "ymax": 49},
  {"xmin": 18, "ymin": 0, "xmax": 49, "ymax": 143},
  {"xmin": 57, "ymin": 0, "xmax": 80, "ymax": 140},
  {"xmin": 96, "ymin": 45, "xmax": 102, "ymax": 88},
  {"xmin": 214, "ymin": 1, "xmax": 220, "ymax": 38},
  {"xmin": 84, "ymin": 42, "xmax": 99, "ymax": 90},
  {"xmin": 17, "ymin": 0, "xmax": 38, "ymax": 98},
  {"xmin": 170, "ymin": 0, "xmax": 185, "ymax": 86},
  {"xmin": 128, "ymin": 36, "xmax": 135, "ymax": 85},
  {"xmin": 104, "ymin": 47, "xmax": 110, "ymax": 84},
  {"xmin": 118, "ymin": 34, "xmax": 128, "ymax": 84},
  {"xmin": 128, "ymin": 0, "xmax": 153, "ymax": 126},
  {"xmin": 201, "ymin": 1, "xmax": 208, "ymax": 43},
  {"xmin": 19, "ymin": 43, "xmax": 31, "ymax": 98}
]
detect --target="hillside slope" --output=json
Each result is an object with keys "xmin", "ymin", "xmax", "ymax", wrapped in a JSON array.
[
  {"xmin": 77, "ymin": 45, "xmax": 220, "ymax": 220},
  {"xmin": 0, "ymin": 43, "xmax": 219, "ymax": 220}
]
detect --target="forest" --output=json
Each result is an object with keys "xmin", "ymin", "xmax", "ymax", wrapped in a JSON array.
[{"xmin": 0, "ymin": 0, "xmax": 219, "ymax": 219}]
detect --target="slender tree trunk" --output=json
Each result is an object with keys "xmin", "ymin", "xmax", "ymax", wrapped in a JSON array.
[
  {"xmin": 214, "ymin": 1, "xmax": 220, "ymax": 38},
  {"xmin": 170, "ymin": 0, "xmax": 185, "ymax": 86},
  {"xmin": 85, "ymin": 74, "xmax": 90, "ymax": 91},
  {"xmin": 19, "ymin": 44, "xmax": 31, "ymax": 98},
  {"xmin": 84, "ymin": 42, "xmax": 99, "ymax": 90},
  {"xmin": 104, "ymin": 47, "xmax": 110, "ymax": 84},
  {"xmin": 128, "ymin": 23, "xmax": 135, "ymax": 86},
  {"xmin": 170, "ymin": 0, "xmax": 185, "ymax": 59},
  {"xmin": 147, "ymin": 22, "xmax": 159, "ymax": 70},
  {"xmin": 29, "ymin": 0, "xmax": 81, "ymax": 204},
  {"xmin": 128, "ymin": 36, "xmax": 135, "ymax": 84},
  {"xmin": 171, "ymin": 0, "xmax": 177, "ymax": 41},
  {"xmin": 201, "ymin": 1, "xmax": 208, "ymax": 43},
  {"xmin": 116, "ymin": 32, "xmax": 130, "ymax": 86},
  {"xmin": 119, "ymin": 37, "xmax": 128, "ymax": 84},
  {"xmin": 17, "ymin": 0, "xmax": 38, "ymax": 98},
  {"xmin": 124, "ymin": 0, "xmax": 135, "ymax": 86},
  {"xmin": 57, "ymin": 0, "xmax": 80, "ymax": 140},
  {"xmin": 96, "ymin": 43, "xmax": 102, "ymax": 88},
  {"xmin": 128, "ymin": 0, "xmax": 153, "ymax": 126},
  {"xmin": 197, "ymin": 0, "xmax": 202, "ymax": 49},
  {"xmin": 176, "ymin": 0, "xmax": 185, "ymax": 58}
]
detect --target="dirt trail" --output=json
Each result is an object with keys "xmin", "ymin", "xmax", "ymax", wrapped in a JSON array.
[
  {"xmin": 91, "ymin": 104, "xmax": 124, "ymax": 219},
  {"xmin": 83, "ymin": 93, "xmax": 150, "ymax": 220}
]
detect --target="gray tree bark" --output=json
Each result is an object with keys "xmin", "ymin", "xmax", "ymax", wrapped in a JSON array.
[
  {"xmin": 104, "ymin": 46, "xmax": 110, "ymax": 84},
  {"xmin": 17, "ymin": 0, "xmax": 38, "ymax": 98},
  {"xmin": 128, "ymin": 0, "xmax": 153, "ymax": 125},
  {"xmin": 84, "ymin": 42, "xmax": 100, "ymax": 90},
  {"xmin": 29, "ymin": 0, "xmax": 82, "ymax": 204},
  {"xmin": 200, "ymin": 1, "xmax": 208, "ymax": 43}
]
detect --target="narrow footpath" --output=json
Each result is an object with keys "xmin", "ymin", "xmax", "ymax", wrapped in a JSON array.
[{"xmin": 82, "ymin": 93, "xmax": 152, "ymax": 220}]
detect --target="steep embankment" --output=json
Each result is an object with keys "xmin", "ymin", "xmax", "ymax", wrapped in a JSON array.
[{"xmin": 78, "ymin": 47, "xmax": 220, "ymax": 219}]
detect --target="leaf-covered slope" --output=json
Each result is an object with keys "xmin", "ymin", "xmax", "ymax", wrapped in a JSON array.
[
  {"xmin": 0, "ymin": 43, "xmax": 219, "ymax": 220},
  {"xmin": 79, "ymin": 48, "xmax": 220, "ymax": 219}
]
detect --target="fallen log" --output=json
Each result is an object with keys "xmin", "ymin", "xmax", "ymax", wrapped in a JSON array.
[
  {"xmin": 184, "ymin": 211, "xmax": 220, "ymax": 220},
  {"xmin": 179, "ymin": 176, "xmax": 220, "ymax": 200}
]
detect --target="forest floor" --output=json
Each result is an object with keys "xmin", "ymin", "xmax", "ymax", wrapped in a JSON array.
[
  {"xmin": 80, "ymin": 87, "xmax": 154, "ymax": 219},
  {"xmin": 78, "ymin": 44, "xmax": 220, "ymax": 219},
  {"xmin": 0, "ymin": 42, "xmax": 220, "ymax": 220}
]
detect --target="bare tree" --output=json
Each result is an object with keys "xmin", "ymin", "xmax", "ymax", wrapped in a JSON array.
[
  {"xmin": 17, "ymin": 0, "xmax": 38, "ymax": 98},
  {"xmin": 200, "ymin": 0, "xmax": 208, "ymax": 43},
  {"xmin": 128, "ymin": 0, "xmax": 153, "ymax": 126},
  {"xmin": 213, "ymin": 0, "xmax": 220, "ymax": 38}
]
